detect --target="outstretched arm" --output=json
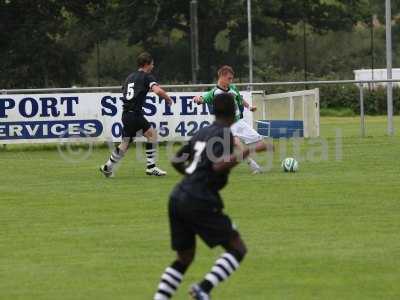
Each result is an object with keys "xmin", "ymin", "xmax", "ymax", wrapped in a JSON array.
[
  {"xmin": 243, "ymin": 99, "xmax": 257, "ymax": 112},
  {"xmin": 232, "ymin": 84, "xmax": 256, "ymax": 112},
  {"xmin": 171, "ymin": 143, "xmax": 191, "ymax": 175},
  {"xmin": 193, "ymin": 95, "xmax": 203, "ymax": 104},
  {"xmin": 152, "ymin": 85, "xmax": 173, "ymax": 106},
  {"xmin": 212, "ymin": 143, "xmax": 267, "ymax": 172},
  {"xmin": 212, "ymin": 149, "xmax": 250, "ymax": 172},
  {"xmin": 193, "ymin": 89, "xmax": 214, "ymax": 104}
]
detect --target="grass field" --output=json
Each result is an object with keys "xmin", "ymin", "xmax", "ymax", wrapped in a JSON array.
[{"xmin": 1, "ymin": 116, "xmax": 400, "ymax": 300}]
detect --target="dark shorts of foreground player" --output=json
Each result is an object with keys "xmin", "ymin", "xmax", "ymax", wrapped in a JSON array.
[{"xmin": 168, "ymin": 188, "xmax": 239, "ymax": 251}]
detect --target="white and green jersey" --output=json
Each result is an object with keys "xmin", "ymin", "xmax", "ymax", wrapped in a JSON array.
[{"xmin": 201, "ymin": 84, "xmax": 244, "ymax": 121}]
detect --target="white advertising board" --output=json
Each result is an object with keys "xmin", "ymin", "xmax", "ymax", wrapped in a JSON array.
[{"xmin": 0, "ymin": 92, "xmax": 253, "ymax": 144}]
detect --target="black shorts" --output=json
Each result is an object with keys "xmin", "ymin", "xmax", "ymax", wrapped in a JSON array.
[
  {"xmin": 168, "ymin": 193, "xmax": 239, "ymax": 251},
  {"xmin": 121, "ymin": 112, "xmax": 151, "ymax": 139}
]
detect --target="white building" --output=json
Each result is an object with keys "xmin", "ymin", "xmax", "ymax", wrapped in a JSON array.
[{"xmin": 354, "ymin": 69, "xmax": 400, "ymax": 88}]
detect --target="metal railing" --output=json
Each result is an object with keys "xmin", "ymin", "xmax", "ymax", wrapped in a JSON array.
[
  {"xmin": 1, "ymin": 78, "xmax": 398, "ymax": 137},
  {"xmin": 2, "ymin": 78, "xmax": 400, "ymax": 94}
]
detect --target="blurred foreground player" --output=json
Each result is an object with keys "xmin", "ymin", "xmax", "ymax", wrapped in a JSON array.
[{"xmin": 153, "ymin": 93, "xmax": 269, "ymax": 300}]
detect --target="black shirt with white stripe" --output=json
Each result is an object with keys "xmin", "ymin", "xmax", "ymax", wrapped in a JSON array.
[{"xmin": 122, "ymin": 70, "xmax": 158, "ymax": 114}]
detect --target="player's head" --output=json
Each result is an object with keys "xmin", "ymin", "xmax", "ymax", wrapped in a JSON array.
[
  {"xmin": 214, "ymin": 93, "xmax": 236, "ymax": 125},
  {"xmin": 217, "ymin": 65, "xmax": 234, "ymax": 85},
  {"xmin": 137, "ymin": 52, "xmax": 154, "ymax": 72}
]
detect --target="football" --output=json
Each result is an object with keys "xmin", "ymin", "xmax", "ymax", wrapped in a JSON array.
[{"xmin": 281, "ymin": 157, "xmax": 299, "ymax": 172}]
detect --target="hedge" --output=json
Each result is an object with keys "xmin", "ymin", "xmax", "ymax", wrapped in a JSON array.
[{"xmin": 319, "ymin": 85, "xmax": 400, "ymax": 115}]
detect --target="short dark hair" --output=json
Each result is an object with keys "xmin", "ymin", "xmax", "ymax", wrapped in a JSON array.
[
  {"xmin": 137, "ymin": 52, "xmax": 153, "ymax": 67},
  {"xmin": 217, "ymin": 65, "xmax": 234, "ymax": 77},
  {"xmin": 213, "ymin": 93, "xmax": 235, "ymax": 119}
]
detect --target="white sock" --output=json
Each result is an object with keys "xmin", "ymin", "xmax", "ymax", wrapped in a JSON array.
[
  {"xmin": 247, "ymin": 158, "xmax": 260, "ymax": 171},
  {"xmin": 146, "ymin": 142, "xmax": 157, "ymax": 170},
  {"xmin": 154, "ymin": 266, "xmax": 183, "ymax": 299},
  {"xmin": 202, "ymin": 252, "xmax": 240, "ymax": 289},
  {"xmin": 105, "ymin": 147, "xmax": 124, "ymax": 171}
]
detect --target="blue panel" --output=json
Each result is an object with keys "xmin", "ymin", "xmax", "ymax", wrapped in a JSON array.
[
  {"xmin": 257, "ymin": 120, "xmax": 304, "ymax": 138},
  {"xmin": 0, "ymin": 120, "xmax": 103, "ymax": 140}
]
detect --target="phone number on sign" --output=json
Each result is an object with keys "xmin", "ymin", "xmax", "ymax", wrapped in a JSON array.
[{"xmin": 111, "ymin": 120, "xmax": 211, "ymax": 138}]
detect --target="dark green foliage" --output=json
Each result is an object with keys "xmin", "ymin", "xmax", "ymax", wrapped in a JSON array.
[
  {"xmin": 319, "ymin": 85, "xmax": 400, "ymax": 115},
  {"xmin": 0, "ymin": 0, "xmax": 372, "ymax": 88},
  {"xmin": 0, "ymin": 0, "xmax": 115, "ymax": 88},
  {"xmin": 320, "ymin": 107, "xmax": 356, "ymax": 117}
]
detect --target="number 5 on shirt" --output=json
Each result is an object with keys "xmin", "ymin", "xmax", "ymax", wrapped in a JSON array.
[{"xmin": 126, "ymin": 83, "xmax": 135, "ymax": 100}]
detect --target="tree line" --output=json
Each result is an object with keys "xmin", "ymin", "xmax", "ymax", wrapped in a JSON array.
[{"xmin": 1, "ymin": 0, "xmax": 399, "ymax": 89}]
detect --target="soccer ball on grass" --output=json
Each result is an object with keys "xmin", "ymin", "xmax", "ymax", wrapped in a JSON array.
[{"xmin": 281, "ymin": 157, "xmax": 299, "ymax": 172}]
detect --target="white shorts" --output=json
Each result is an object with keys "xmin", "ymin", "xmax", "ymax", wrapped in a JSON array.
[{"xmin": 230, "ymin": 119, "xmax": 263, "ymax": 144}]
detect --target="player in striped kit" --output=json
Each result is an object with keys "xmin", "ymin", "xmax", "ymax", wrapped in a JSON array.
[
  {"xmin": 153, "ymin": 93, "xmax": 268, "ymax": 300},
  {"xmin": 100, "ymin": 52, "xmax": 173, "ymax": 177}
]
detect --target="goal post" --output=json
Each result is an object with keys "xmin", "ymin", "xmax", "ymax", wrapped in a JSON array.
[{"xmin": 251, "ymin": 88, "xmax": 320, "ymax": 138}]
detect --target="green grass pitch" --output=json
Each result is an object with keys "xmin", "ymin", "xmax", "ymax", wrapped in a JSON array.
[{"xmin": 1, "ymin": 116, "xmax": 399, "ymax": 299}]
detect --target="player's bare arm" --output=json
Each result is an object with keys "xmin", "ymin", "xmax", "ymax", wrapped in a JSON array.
[
  {"xmin": 213, "ymin": 143, "xmax": 267, "ymax": 172},
  {"xmin": 193, "ymin": 95, "xmax": 203, "ymax": 104},
  {"xmin": 171, "ymin": 144, "xmax": 191, "ymax": 174},
  {"xmin": 243, "ymin": 99, "xmax": 257, "ymax": 112},
  {"xmin": 152, "ymin": 85, "xmax": 173, "ymax": 106},
  {"xmin": 171, "ymin": 159, "xmax": 186, "ymax": 175},
  {"xmin": 171, "ymin": 155, "xmax": 188, "ymax": 175}
]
